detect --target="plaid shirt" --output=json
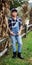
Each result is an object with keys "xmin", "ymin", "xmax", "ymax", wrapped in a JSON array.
[{"xmin": 8, "ymin": 17, "xmax": 22, "ymax": 30}]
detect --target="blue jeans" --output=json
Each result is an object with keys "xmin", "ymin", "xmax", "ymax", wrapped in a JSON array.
[{"xmin": 11, "ymin": 35, "xmax": 22, "ymax": 53}]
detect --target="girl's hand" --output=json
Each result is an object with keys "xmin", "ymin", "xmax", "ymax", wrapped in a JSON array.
[
  {"xmin": 10, "ymin": 31, "xmax": 15, "ymax": 36},
  {"xmin": 17, "ymin": 31, "xmax": 21, "ymax": 35}
]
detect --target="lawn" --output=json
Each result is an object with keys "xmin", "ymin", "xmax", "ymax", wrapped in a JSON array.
[{"xmin": 0, "ymin": 31, "xmax": 32, "ymax": 65}]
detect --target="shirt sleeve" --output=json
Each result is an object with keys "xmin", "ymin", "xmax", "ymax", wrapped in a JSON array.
[
  {"xmin": 8, "ymin": 18, "xmax": 12, "ymax": 29},
  {"xmin": 19, "ymin": 18, "xmax": 23, "ymax": 27}
]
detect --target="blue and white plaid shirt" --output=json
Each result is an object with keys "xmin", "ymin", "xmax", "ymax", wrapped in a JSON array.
[{"xmin": 8, "ymin": 17, "xmax": 22, "ymax": 30}]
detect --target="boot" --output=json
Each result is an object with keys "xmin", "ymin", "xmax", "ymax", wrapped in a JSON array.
[
  {"xmin": 18, "ymin": 52, "xmax": 24, "ymax": 59},
  {"xmin": 12, "ymin": 52, "xmax": 16, "ymax": 58}
]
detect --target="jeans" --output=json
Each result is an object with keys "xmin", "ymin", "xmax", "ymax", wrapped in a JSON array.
[{"xmin": 10, "ymin": 35, "xmax": 22, "ymax": 53}]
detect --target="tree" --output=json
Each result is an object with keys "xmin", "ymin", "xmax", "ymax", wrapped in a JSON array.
[{"xmin": 10, "ymin": 0, "xmax": 29, "ymax": 9}]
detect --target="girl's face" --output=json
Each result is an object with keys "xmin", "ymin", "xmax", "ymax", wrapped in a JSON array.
[{"xmin": 11, "ymin": 11, "xmax": 17, "ymax": 17}]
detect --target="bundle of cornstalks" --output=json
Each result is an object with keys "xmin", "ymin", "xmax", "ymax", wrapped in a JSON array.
[{"xmin": 0, "ymin": 12, "xmax": 10, "ymax": 52}]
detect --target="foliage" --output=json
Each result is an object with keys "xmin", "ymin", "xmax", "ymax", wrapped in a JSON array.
[{"xmin": 10, "ymin": 0, "xmax": 25, "ymax": 9}]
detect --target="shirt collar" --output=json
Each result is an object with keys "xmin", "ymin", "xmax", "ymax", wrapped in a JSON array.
[{"xmin": 11, "ymin": 16, "xmax": 18, "ymax": 22}]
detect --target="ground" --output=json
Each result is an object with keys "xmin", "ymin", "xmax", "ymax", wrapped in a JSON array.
[{"xmin": 0, "ymin": 31, "xmax": 32, "ymax": 65}]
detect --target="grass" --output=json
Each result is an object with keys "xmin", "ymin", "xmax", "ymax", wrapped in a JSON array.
[{"xmin": 0, "ymin": 31, "xmax": 32, "ymax": 65}]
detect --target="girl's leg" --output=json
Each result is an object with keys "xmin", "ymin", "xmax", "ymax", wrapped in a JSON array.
[
  {"xmin": 17, "ymin": 35, "xmax": 22, "ymax": 53},
  {"xmin": 11, "ymin": 36, "xmax": 16, "ymax": 52}
]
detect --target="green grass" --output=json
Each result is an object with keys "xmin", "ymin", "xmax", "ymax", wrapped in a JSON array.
[{"xmin": 0, "ymin": 31, "xmax": 32, "ymax": 65}]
